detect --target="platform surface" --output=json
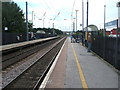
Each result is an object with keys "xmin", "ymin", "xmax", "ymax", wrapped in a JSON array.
[
  {"xmin": 1, "ymin": 37, "xmax": 57, "ymax": 51},
  {"xmin": 45, "ymin": 37, "xmax": 120, "ymax": 89}
]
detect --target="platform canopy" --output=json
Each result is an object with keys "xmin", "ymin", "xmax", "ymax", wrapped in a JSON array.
[
  {"xmin": 84, "ymin": 25, "xmax": 98, "ymax": 32},
  {"xmin": 36, "ymin": 30, "xmax": 45, "ymax": 34}
]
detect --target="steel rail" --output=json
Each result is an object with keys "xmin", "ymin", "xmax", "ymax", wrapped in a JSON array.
[{"xmin": 2, "ymin": 37, "xmax": 66, "ymax": 89}]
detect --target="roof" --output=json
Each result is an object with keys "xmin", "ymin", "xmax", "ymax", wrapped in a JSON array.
[
  {"xmin": 84, "ymin": 25, "xmax": 98, "ymax": 31},
  {"xmin": 36, "ymin": 30, "xmax": 45, "ymax": 34}
]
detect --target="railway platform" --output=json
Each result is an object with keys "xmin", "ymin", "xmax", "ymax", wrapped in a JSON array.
[{"xmin": 44, "ymin": 37, "xmax": 120, "ymax": 89}]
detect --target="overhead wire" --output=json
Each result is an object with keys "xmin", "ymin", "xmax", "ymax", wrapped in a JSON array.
[
  {"xmin": 43, "ymin": 0, "xmax": 67, "ymax": 21},
  {"xmin": 28, "ymin": 3, "xmax": 42, "ymax": 20},
  {"xmin": 27, "ymin": 0, "xmax": 70, "ymax": 29},
  {"xmin": 28, "ymin": 3, "xmax": 49, "ymax": 24},
  {"xmin": 42, "ymin": 0, "xmax": 75, "ymax": 30},
  {"xmin": 28, "ymin": 0, "xmax": 56, "ymax": 21},
  {"xmin": 42, "ymin": 0, "xmax": 56, "ymax": 14},
  {"xmin": 47, "ymin": 0, "xmax": 58, "ymax": 13},
  {"xmin": 42, "ymin": 0, "xmax": 62, "ymax": 20},
  {"xmin": 43, "ymin": 0, "xmax": 72, "ymax": 29},
  {"xmin": 71, "ymin": 0, "xmax": 76, "ymax": 20}
]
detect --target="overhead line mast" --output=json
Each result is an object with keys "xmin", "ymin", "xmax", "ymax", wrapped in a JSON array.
[{"xmin": 26, "ymin": 1, "xmax": 28, "ymax": 41}]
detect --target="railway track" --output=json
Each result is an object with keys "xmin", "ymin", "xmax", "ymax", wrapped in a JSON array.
[
  {"xmin": 2, "ymin": 37, "xmax": 66, "ymax": 89},
  {"xmin": 2, "ymin": 37, "xmax": 60, "ymax": 69}
]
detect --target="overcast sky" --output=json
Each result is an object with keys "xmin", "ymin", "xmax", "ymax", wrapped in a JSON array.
[{"xmin": 13, "ymin": 0, "xmax": 120, "ymax": 31}]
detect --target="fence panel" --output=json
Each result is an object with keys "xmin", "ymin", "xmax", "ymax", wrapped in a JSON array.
[
  {"xmin": 117, "ymin": 38, "xmax": 120, "ymax": 70},
  {"xmin": 92, "ymin": 37, "xmax": 104, "ymax": 58},
  {"xmin": 92, "ymin": 36, "xmax": 120, "ymax": 70},
  {"xmin": 2, "ymin": 32, "xmax": 26, "ymax": 45}
]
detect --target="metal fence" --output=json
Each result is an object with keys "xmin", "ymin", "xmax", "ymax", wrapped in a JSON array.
[
  {"xmin": 92, "ymin": 36, "xmax": 120, "ymax": 70},
  {"xmin": 2, "ymin": 32, "xmax": 55, "ymax": 45},
  {"xmin": 2, "ymin": 32, "xmax": 26, "ymax": 45}
]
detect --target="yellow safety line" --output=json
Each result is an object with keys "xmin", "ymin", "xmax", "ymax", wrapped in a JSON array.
[{"xmin": 71, "ymin": 44, "xmax": 88, "ymax": 90}]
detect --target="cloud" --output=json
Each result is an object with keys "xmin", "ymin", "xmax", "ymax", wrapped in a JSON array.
[{"xmin": 13, "ymin": 0, "xmax": 120, "ymax": 31}]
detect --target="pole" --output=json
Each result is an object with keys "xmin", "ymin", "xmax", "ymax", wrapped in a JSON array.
[
  {"xmin": 73, "ymin": 22, "xmax": 74, "ymax": 32},
  {"xmin": 82, "ymin": 0, "xmax": 84, "ymax": 31},
  {"xmin": 73, "ymin": 22, "xmax": 75, "ymax": 33},
  {"xmin": 43, "ymin": 18, "xmax": 45, "ymax": 28},
  {"xmin": 115, "ymin": 19, "xmax": 118, "ymax": 69},
  {"xmin": 43, "ymin": 12, "xmax": 46, "ymax": 28},
  {"xmin": 53, "ymin": 22, "xmax": 54, "ymax": 36},
  {"xmin": 32, "ymin": 11, "xmax": 34, "ymax": 23},
  {"xmin": 75, "ymin": 10, "xmax": 78, "ymax": 31},
  {"xmin": 49, "ymin": 21, "xmax": 50, "ymax": 28},
  {"xmin": 26, "ymin": 1, "xmax": 28, "ymax": 41},
  {"xmin": 104, "ymin": 5, "xmax": 106, "ymax": 37},
  {"xmin": 86, "ymin": 0, "xmax": 88, "ymax": 29},
  {"xmin": 34, "ymin": 13, "xmax": 35, "ymax": 20},
  {"xmin": 82, "ymin": 0, "xmax": 84, "ymax": 45},
  {"xmin": 0, "ymin": 1, "xmax": 2, "ymax": 45},
  {"xmin": 73, "ymin": 18, "xmax": 75, "ymax": 32},
  {"xmin": 103, "ymin": 5, "xmax": 106, "ymax": 59},
  {"xmin": 32, "ymin": 11, "xmax": 34, "ymax": 28},
  {"xmin": 52, "ymin": 12, "xmax": 60, "ymax": 36},
  {"xmin": 85, "ymin": 0, "xmax": 89, "ymax": 43}
]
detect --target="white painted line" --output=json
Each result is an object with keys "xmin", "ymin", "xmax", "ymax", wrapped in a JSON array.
[{"xmin": 39, "ymin": 38, "xmax": 67, "ymax": 90}]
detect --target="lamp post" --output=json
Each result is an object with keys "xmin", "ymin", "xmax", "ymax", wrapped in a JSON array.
[
  {"xmin": 86, "ymin": 0, "xmax": 89, "ymax": 31},
  {"xmin": 63, "ymin": 19, "xmax": 67, "ymax": 31},
  {"xmin": 39, "ymin": 12, "xmax": 46, "ymax": 28},
  {"xmin": 85, "ymin": 0, "xmax": 89, "ymax": 45},
  {"xmin": 49, "ymin": 19, "xmax": 53, "ymax": 28},
  {"xmin": 32, "ymin": 11, "xmax": 34, "ymax": 28},
  {"xmin": 75, "ymin": 10, "xmax": 79, "ymax": 31},
  {"xmin": 43, "ymin": 12, "xmax": 46, "ymax": 28},
  {"xmin": 73, "ymin": 18, "xmax": 75, "ymax": 32},
  {"xmin": 52, "ymin": 12, "xmax": 60, "ymax": 36},
  {"xmin": 104, "ymin": 5, "xmax": 106, "ymax": 37},
  {"xmin": 43, "ymin": 18, "xmax": 45, "ymax": 28},
  {"xmin": 26, "ymin": 1, "xmax": 28, "ymax": 41},
  {"xmin": 32, "ymin": 11, "xmax": 34, "ymax": 24},
  {"xmin": 52, "ymin": 22, "xmax": 54, "ymax": 35},
  {"xmin": 103, "ymin": 5, "xmax": 106, "ymax": 60},
  {"xmin": 82, "ymin": 0, "xmax": 84, "ymax": 31},
  {"xmin": 82, "ymin": 0, "xmax": 84, "ymax": 46}
]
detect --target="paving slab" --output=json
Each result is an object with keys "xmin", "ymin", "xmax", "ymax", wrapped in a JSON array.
[{"xmin": 67, "ymin": 37, "xmax": 119, "ymax": 88}]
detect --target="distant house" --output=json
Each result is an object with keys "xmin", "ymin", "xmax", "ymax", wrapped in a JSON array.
[
  {"xmin": 111, "ymin": 29, "xmax": 117, "ymax": 35},
  {"xmin": 35, "ymin": 30, "xmax": 46, "ymax": 39},
  {"xmin": 106, "ymin": 31, "xmax": 111, "ymax": 36},
  {"xmin": 109, "ymin": 29, "xmax": 120, "ymax": 37}
]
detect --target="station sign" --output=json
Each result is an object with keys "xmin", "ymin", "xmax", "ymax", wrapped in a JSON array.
[{"xmin": 105, "ymin": 19, "xmax": 118, "ymax": 29}]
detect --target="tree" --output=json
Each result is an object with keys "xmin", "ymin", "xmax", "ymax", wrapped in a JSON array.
[
  {"xmin": 54, "ymin": 29, "xmax": 63, "ymax": 35},
  {"xmin": 2, "ymin": 2, "xmax": 26, "ymax": 33},
  {"xmin": 28, "ymin": 22, "xmax": 33, "ymax": 32},
  {"xmin": 33, "ymin": 27, "xmax": 63, "ymax": 35}
]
